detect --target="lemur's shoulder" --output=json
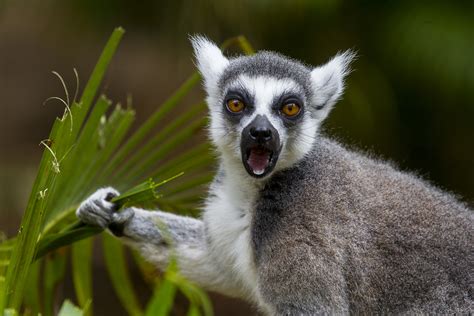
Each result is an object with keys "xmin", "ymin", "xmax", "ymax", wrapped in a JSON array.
[{"xmin": 265, "ymin": 135, "xmax": 471, "ymax": 215}]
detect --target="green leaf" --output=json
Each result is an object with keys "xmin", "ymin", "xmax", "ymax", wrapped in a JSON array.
[
  {"xmin": 221, "ymin": 35, "xmax": 255, "ymax": 55},
  {"xmin": 89, "ymin": 105, "xmax": 135, "ymax": 191},
  {"xmin": 72, "ymin": 239, "xmax": 94, "ymax": 316},
  {"xmin": 145, "ymin": 258, "xmax": 213, "ymax": 316},
  {"xmin": 0, "ymin": 239, "xmax": 14, "ymax": 278},
  {"xmin": 145, "ymin": 278, "xmax": 177, "ymax": 316},
  {"xmin": 2, "ymin": 121, "xmax": 62, "ymax": 311},
  {"xmin": 148, "ymin": 142, "xmax": 211, "ymax": 177},
  {"xmin": 101, "ymin": 72, "xmax": 201, "ymax": 180},
  {"xmin": 58, "ymin": 300, "xmax": 84, "ymax": 316},
  {"xmin": 102, "ymin": 234, "xmax": 143, "ymax": 316},
  {"xmin": 1, "ymin": 27, "xmax": 124, "ymax": 311},
  {"xmin": 122, "ymin": 117, "xmax": 206, "ymax": 184},
  {"xmin": 112, "ymin": 172, "xmax": 184, "ymax": 206},
  {"xmin": 35, "ymin": 225, "xmax": 103, "ymax": 261},
  {"xmin": 167, "ymin": 271, "xmax": 213, "ymax": 316},
  {"xmin": 23, "ymin": 261, "xmax": 41, "ymax": 316},
  {"xmin": 3, "ymin": 31, "xmax": 255, "ymax": 315},
  {"xmin": 44, "ymin": 252, "xmax": 67, "ymax": 316},
  {"xmin": 113, "ymin": 102, "xmax": 206, "ymax": 180},
  {"xmin": 0, "ymin": 276, "xmax": 4, "ymax": 311},
  {"xmin": 187, "ymin": 304, "xmax": 201, "ymax": 316},
  {"xmin": 48, "ymin": 96, "xmax": 112, "ymax": 217},
  {"xmin": 162, "ymin": 174, "xmax": 214, "ymax": 198},
  {"xmin": 41, "ymin": 105, "xmax": 135, "ymax": 235},
  {"xmin": 3, "ymin": 308, "xmax": 18, "ymax": 316},
  {"xmin": 36, "ymin": 172, "xmax": 184, "ymax": 260},
  {"xmin": 79, "ymin": 28, "xmax": 125, "ymax": 120}
]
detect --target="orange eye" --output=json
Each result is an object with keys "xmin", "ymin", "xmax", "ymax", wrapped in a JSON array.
[
  {"xmin": 226, "ymin": 99, "xmax": 245, "ymax": 113},
  {"xmin": 281, "ymin": 103, "xmax": 301, "ymax": 117}
]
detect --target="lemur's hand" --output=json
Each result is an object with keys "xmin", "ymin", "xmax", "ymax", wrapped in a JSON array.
[{"xmin": 76, "ymin": 187, "xmax": 134, "ymax": 236}]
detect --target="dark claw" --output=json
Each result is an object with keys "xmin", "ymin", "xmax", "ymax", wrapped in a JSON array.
[{"xmin": 105, "ymin": 192, "xmax": 117, "ymax": 201}]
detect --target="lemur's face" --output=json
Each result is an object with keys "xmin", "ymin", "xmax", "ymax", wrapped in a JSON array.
[
  {"xmin": 218, "ymin": 74, "xmax": 310, "ymax": 178},
  {"xmin": 192, "ymin": 37, "xmax": 353, "ymax": 179}
]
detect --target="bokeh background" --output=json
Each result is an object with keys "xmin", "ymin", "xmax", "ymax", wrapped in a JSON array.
[{"xmin": 1, "ymin": 0, "xmax": 473, "ymax": 314}]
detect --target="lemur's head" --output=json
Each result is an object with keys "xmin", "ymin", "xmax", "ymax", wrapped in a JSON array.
[{"xmin": 192, "ymin": 36, "xmax": 353, "ymax": 179}]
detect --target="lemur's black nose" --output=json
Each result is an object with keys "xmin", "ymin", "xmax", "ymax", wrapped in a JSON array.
[
  {"xmin": 250, "ymin": 126, "xmax": 272, "ymax": 141},
  {"xmin": 242, "ymin": 114, "xmax": 280, "ymax": 147}
]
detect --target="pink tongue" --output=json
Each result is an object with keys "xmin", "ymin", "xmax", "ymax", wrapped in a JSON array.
[{"xmin": 247, "ymin": 148, "xmax": 270, "ymax": 175}]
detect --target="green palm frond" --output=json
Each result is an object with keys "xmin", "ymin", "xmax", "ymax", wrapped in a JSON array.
[{"xmin": 0, "ymin": 28, "xmax": 254, "ymax": 315}]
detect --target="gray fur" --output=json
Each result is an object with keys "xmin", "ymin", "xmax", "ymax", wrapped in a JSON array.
[
  {"xmin": 253, "ymin": 137, "xmax": 473, "ymax": 314},
  {"xmin": 77, "ymin": 190, "xmax": 245, "ymax": 297},
  {"xmin": 77, "ymin": 192, "xmax": 204, "ymax": 248},
  {"xmin": 220, "ymin": 51, "xmax": 313, "ymax": 98},
  {"xmin": 123, "ymin": 209, "xmax": 203, "ymax": 245},
  {"xmin": 77, "ymin": 43, "xmax": 474, "ymax": 315}
]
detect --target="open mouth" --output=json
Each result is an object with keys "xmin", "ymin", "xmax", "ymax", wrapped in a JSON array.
[
  {"xmin": 247, "ymin": 146, "xmax": 273, "ymax": 175},
  {"xmin": 243, "ymin": 145, "xmax": 278, "ymax": 178}
]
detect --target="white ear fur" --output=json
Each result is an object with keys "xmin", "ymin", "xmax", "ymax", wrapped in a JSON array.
[
  {"xmin": 190, "ymin": 35, "xmax": 229, "ymax": 94},
  {"xmin": 310, "ymin": 50, "xmax": 355, "ymax": 120}
]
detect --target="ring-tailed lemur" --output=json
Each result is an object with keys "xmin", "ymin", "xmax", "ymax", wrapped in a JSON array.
[{"xmin": 77, "ymin": 36, "xmax": 473, "ymax": 314}]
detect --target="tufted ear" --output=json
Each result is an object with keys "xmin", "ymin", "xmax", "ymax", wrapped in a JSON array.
[
  {"xmin": 190, "ymin": 35, "xmax": 229, "ymax": 94},
  {"xmin": 310, "ymin": 50, "xmax": 355, "ymax": 120}
]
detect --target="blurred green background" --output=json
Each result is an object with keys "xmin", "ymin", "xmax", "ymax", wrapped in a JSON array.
[{"xmin": 0, "ymin": 0, "xmax": 472, "ymax": 314}]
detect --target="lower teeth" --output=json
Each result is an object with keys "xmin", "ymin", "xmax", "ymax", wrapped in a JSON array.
[{"xmin": 246, "ymin": 148, "xmax": 271, "ymax": 176}]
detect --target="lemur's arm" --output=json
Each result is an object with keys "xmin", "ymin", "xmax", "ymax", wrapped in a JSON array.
[{"xmin": 76, "ymin": 188, "xmax": 242, "ymax": 297}]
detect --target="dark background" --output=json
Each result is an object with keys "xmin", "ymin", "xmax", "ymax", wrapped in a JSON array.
[{"xmin": 1, "ymin": 0, "xmax": 473, "ymax": 314}]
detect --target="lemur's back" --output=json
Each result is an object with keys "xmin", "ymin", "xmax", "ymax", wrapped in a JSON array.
[{"xmin": 253, "ymin": 137, "xmax": 473, "ymax": 314}]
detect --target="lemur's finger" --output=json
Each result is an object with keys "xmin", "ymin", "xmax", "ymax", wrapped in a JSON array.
[
  {"xmin": 105, "ymin": 191, "xmax": 118, "ymax": 201},
  {"xmin": 112, "ymin": 208, "xmax": 135, "ymax": 224},
  {"xmin": 76, "ymin": 202, "xmax": 111, "ymax": 228},
  {"xmin": 109, "ymin": 208, "xmax": 135, "ymax": 237},
  {"xmin": 90, "ymin": 187, "xmax": 120, "ymax": 211},
  {"xmin": 93, "ymin": 187, "xmax": 120, "ymax": 202},
  {"xmin": 92, "ymin": 198, "xmax": 118, "ymax": 213},
  {"xmin": 101, "ymin": 187, "xmax": 120, "ymax": 211}
]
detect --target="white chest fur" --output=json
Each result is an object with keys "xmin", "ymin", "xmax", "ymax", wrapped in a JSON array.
[{"xmin": 203, "ymin": 171, "xmax": 261, "ymax": 300}]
